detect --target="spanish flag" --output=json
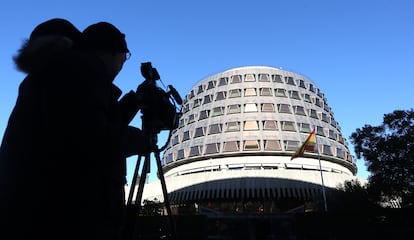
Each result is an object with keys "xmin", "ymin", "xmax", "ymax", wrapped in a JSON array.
[{"xmin": 291, "ymin": 129, "xmax": 316, "ymax": 160}]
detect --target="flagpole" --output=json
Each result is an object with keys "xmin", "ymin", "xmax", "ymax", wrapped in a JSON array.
[{"xmin": 315, "ymin": 134, "xmax": 328, "ymax": 212}]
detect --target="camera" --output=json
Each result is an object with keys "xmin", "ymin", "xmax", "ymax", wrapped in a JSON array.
[{"xmin": 136, "ymin": 62, "xmax": 182, "ymax": 133}]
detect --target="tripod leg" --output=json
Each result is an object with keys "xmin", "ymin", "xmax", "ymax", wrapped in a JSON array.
[
  {"xmin": 134, "ymin": 153, "xmax": 150, "ymax": 213},
  {"xmin": 154, "ymin": 151, "xmax": 177, "ymax": 240},
  {"xmin": 123, "ymin": 153, "xmax": 150, "ymax": 240},
  {"xmin": 127, "ymin": 154, "xmax": 143, "ymax": 206}
]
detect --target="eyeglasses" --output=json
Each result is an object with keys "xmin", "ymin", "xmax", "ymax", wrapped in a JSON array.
[{"xmin": 125, "ymin": 52, "xmax": 131, "ymax": 60}]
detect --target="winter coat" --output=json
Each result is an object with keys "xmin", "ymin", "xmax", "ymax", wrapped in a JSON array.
[{"xmin": 0, "ymin": 38, "xmax": 144, "ymax": 240}]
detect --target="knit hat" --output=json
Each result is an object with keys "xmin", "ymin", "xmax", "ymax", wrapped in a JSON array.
[
  {"xmin": 29, "ymin": 18, "xmax": 81, "ymax": 42},
  {"xmin": 80, "ymin": 22, "xmax": 129, "ymax": 53}
]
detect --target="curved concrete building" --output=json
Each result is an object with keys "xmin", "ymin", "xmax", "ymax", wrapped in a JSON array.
[{"xmin": 140, "ymin": 66, "xmax": 359, "ymax": 212}]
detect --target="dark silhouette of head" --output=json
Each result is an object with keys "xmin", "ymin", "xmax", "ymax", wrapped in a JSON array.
[
  {"xmin": 79, "ymin": 22, "xmax": 129, "ymax": 53},
  {"xmin": 14, "ymin": 18, "xmax": 81, "ymax": 73}
]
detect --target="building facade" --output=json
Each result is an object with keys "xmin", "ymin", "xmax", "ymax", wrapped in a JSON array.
[{"xmin": 138, "ymin": 66, "xmax": 360, "ymax": 213}]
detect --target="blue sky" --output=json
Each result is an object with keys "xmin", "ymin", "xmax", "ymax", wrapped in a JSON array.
[{"xmin": 1, "ymin": 0, "xmax": 413, "ymax": 183}]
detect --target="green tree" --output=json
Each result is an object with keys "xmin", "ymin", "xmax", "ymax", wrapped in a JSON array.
[
  {"xmin": 350, "ymin": 109, "xmax": 414, "ymax": 207},
  {"xmin": 328, "ymin": 179, "xmax": 379, "ymax": 212}
]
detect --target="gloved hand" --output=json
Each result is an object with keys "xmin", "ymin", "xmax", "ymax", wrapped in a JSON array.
[
  {"xmin": 118, "ymin": 90, "xmax": 141, "ymax": 125},
  {"xmin": 123, "ymin": 126, "xmax": 152, "ymax": 157}
]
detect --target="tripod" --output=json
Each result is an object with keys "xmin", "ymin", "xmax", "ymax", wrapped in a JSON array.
[{"xmin": 124, "ymin": 126, "xmax": 176, "ymax": 240}]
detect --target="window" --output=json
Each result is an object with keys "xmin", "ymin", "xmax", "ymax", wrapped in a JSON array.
[
  {"xmin": 336, "ymin": 148, "xmax": 344, "ymax": 159},
  {"xmin": 231, "ymin": 75, "xmax": 242, "ymax": 83},
  {"xmin": 338, "ymin": 135, "xmax": 345, "ymax": 144},
  {"xmin": 244, "ymin": 103, "xmax": 258, "ymax": 112},
  {"xmin": 331, "ymin": 119, "xmax": 337, "ymax": 128},
  {"xmin": 324, "ymin": 101, "xmax": 330, "ymax": 112},
  {"xmin": 208, "ymin": 123, "xmax": 222, "ymax": 135},
  {"xmin": 199, "ymin": 110, "xmax": 210, "ymax": 120},
  {"xmin": 285, "ymin": 140, "xmax": 300, "ymax": 151},
  {"xmin": 244, "ymin": 88, "xmax": 257, "ymax": 97},
  {"xmin": 272, "ymin": 74, "xmax": 283, "ymax": 83},
  {"xmin": 297, "ymin": 123, "xmax": 311, "ymax": 133},
  {"xmin": 263, "ymin": 120, "xmax": 278, "ymax": 130},
  {"xmin": 323, "ymin": 145, "xmax": 333, "ymax": 156},
  {"xmin": 258, "ymin": 73, "xmax": 270, "ymax": 82},
  {"xmin": 302, "ymin": 93, "xmax": 311, "ymax": 103},
  {"xmin": 215, "ymin": 91, "xmax": 227, "ymax": 101},
  {"xmin": 298, "ymin": 79, "xmax": 306, "ymax": 88},
  {"xmin": 289, "ymin": 90, "xmax": 300, "ymax": 100},
  {"xmin": 281, "ymin": 121, "xmax": 296, "ymax": 131},
  {"xmin": 277, "ymin": 104, "xmax": 291, "ymax": 114},
  {"xmin": 218, "ymin": 77, "xmax": 228, "ymax": 86},
  {"xmin": 316, "ymin": 126, "xmax": 325, "ymax": 136},
  {"xmin": 260, "ymin": 88, "xmax": 272, "ymax": 96},
  {"xmin": 317, "ymin": 89, "xmax": 323, "ymax": 98},
  {"xmin": 189, "ymin": 146, "xmax": 202, "ymax": 157},
  {"xmin": 193, "ymin": 98, "xmax": 202, "ymax": 108},
  {"xmin": 329, "ymin": 129, "xmax": 336, "ymax": 139},
  {"xmin": 212, "ymin": 106, "xmax": 225, "ymax": 117},
  {"xmin": 275, "ymin": 88, "xmax": 287, "ymax": 97},
  {"xmin": 244, "ymin": 74, "xmax": 256, "ymax": 82},
  {"xmin": 165, "ymin": 153, "xmax": 173, "ymax": 164},
  {"xmin": 188, "ymin": 90, "xmax": 195, "ymax": 99},
  {"xmin": 188, "ymin": 114, "xmax": 196, "ymax": 123},
  {"xmin": 194, "ymin": 127, "xmax": 205, "ymax": 138},
  {"xmin": 321, "ymin": 113, "xmax": 329, "ymax": 122},
  {"xmin": 309, "ymin": 84, "xmax": 315, "ymax": 92},
  {"xmin": 177, "ymin": 149, "xmax": 185, "ymax": 160},
  {"xmin": 285, "ymin": 76, "xmax": 295, "ymax": 85},
  {"xmin": 203, "ymin": 94, "xmax": 212, "ymax": 104},
  {"xmin": 227, "ymin": 104, "xmax": 241, "ymax": 114},
  {"xmin": 182, "ymin": 131, "xmax": 190, "ymax": 141},
  {"xmin": 226, "ymin": 121, "xmax": 240, "ymax": 132},
  {"xmin": 229, "ymin": 89, "xmax": 242, "ymax": 98},
  {"xmin": 309, "ymin": 109, "xmax": 318, "ymax": 119},
  {"xmin": 205, "ymin": 143, "xmax": 220, "ymax": 154},
  {"xmin": 197, "ymin": 84, "xmax": 204, "ymax": 94},
  {"xmin": 294, "ymin": 106, "xmax": 306, "ymax": 116},
  {"xmin": 178, "ymin": 118, "xmax": 185, "ymax": 128},
  {"xmin": 173, "ymin": 135, "xmax": 179, "ymax": 145},
  {"xmin": 223, "ymin": 141, "xmax": 239, "ymax": 152},
  {"xmin": 244, "ymin": 140, "xmax": 260, "ymax": 151},
  {"xmin": 261, "ymin": 103, "xmax": 275, "ymax": 112},
  {"xmin": 264, "ymin": 140, "xmax": 282, "ymax": 151},
  {"xmin": 315, "ymin": 98, "xmax": 322, "ymax": 107},
  {"xmin": 182, "ymin": 104, "xmax": 190, "ymax": 114},
  {"xmin": 244, "ymin": 121, "xmax": 259, "ymax": 130},
  {"xmin": 207, "ymin": 80, "xmax": 216, "ymax": 90}
]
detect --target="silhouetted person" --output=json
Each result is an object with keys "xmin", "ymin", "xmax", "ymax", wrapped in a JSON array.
[
  {"xmin": 0, "ymin": 18, "xmax": 82, "ymax": 240},
  {"xmin": 0, "ymin": 20, "xmax": 147, "ymax": 240}
]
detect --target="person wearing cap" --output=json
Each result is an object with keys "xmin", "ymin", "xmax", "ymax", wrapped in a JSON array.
[
  {"xmin": 74, "ymin": 22, "xmax": 149, "ymax": 240},
  {"xmin": 0, "ymin": 20, "xmax": 147, "ymax": 240}
]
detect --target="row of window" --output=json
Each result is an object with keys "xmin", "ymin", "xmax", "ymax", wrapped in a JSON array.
[
  {"xmin": 165, "ymin": 140, "xmax": 348, "ymax": 164},
  {"xmin": 179, "ymin": 104, "xmax": 338, "ymax": 128},
  {"xmin": 172, "ymin": 122, "xmax": 344, "ymax": 145},
  {"xmin": 184, "ymin": 87, "xmax": 330, "ymax": 113},
  {"xmin": 187, "ymin": 73, "xmax": 325, "ymax": 101}
]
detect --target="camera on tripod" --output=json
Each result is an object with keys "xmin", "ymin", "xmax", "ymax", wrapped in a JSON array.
[
  {"xmin": 136, "ymin": 62, "xmax": 182, "ymax": 133},
  {"xmin": 125, "ymin": 63, "xmax": 182, "ymax": 240}
]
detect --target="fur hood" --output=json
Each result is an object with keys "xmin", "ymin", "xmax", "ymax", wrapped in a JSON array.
[{"xmin": 13, "ymin": 35, "xmax": 75, "ymax": 74}]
